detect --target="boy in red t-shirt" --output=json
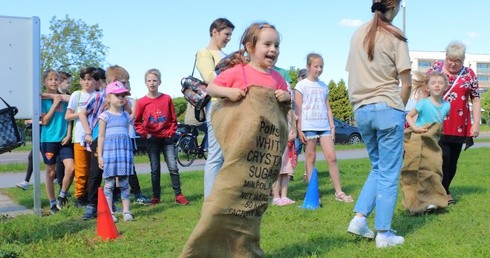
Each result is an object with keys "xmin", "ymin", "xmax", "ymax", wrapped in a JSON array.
[{"xmin": 134, "ymin": 69, "xmax": 189, "ymax": 205}]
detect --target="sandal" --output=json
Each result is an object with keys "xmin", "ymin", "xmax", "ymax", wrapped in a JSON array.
[
  {"xmin": 281, "ymin": 197, "xmax": 296, "ymax": 205},
  {"xmin": 335, "ymin": 192, "xmax": 354, "ymax": 203},
  {"xmin": 272, "ymin": 198, "xmax": 287, "ymax": 206}
]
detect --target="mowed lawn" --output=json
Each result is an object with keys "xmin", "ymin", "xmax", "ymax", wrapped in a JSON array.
[{"xmin": 1, "ymin": 147, "xmax": 489, "ymax": 257}]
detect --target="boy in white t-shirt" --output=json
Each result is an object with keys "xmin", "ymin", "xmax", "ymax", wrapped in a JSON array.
[{"xmin": 65, "ymin": 67, "xmax": 98, "ymax": 207}]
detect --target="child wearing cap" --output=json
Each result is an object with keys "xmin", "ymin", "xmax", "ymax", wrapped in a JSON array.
[{"xmin": 97, "ymin": 81, "xmax": 135, "ymax": 222}]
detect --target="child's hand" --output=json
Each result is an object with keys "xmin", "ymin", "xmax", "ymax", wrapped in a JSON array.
[
  {"xmin": 52, "ymin": 95, "xmax": 63, "ymax": 106},
  {"xmin": 227, "ymin": 88, "xmax": 247, "ymax": 102},
  {"xmin": 84, "ymin": 134, "xmax": 93, "ymax": 145},
  {"xmin": 288, "ymin": 130, "xmax": 297, "ymax": 142},
  {"xmin": 298, "ymin": 131, "xmax": 307, "ymax": 144},
  {"xmin": 98, "ymin": 156, "xmax": 104, "ymax": 170},
  {"xmin": 274, "ymin": 89, "xmax": 291, "ymax": 103},
  {"xmin": 61, "ymin": 135, "xmax": 71, "ymax": 145},
  {"xmin": 412, "ymin": 126, "xmax": 428, "ymax": 134}
]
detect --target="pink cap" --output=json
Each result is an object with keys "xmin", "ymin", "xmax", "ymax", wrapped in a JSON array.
[{"xmin": 106, "ymin": 81, "xmax": 130, "ymax": 95}]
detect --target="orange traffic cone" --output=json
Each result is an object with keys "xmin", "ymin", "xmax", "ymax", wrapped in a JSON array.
[{"xmin": 96, "ymin": 187, "xmax": 119, "ymax": 241}]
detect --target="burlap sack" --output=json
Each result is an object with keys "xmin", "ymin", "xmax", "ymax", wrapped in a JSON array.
[
  {"xmin": 400, "ymin": 123, "xmax": 448, "ymax": 214},
  {"xmin": 180, "ymin": 86, "xmax": 289, "ymax": 258}
]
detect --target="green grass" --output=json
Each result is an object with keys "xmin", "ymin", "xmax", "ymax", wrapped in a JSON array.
[{"xmin": 1, "ymin": 148, "xmax": 489, "ymax": 257}]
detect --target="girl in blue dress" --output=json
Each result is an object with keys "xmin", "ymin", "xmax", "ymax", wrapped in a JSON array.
[{"xmin": 97, "ymin": 81, "xmax": 134, "ymax": 222}]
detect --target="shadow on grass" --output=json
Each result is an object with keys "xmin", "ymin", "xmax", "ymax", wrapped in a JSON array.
[
  {"xmin": 264, "ymin": 235, "xmax": 359, "ymax": 257},
  {"xmin": 449, "ymin": 185, "xmax": 487, "ymax": 200},
  {"xmin": 1, "ymin": 212, "xmax": 93, "ymax": 245}
]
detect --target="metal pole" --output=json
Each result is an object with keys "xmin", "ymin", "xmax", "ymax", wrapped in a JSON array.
[
  {"xmin": 402, "ymin": 0, "xmax": 406, "ymax": 34},
  {"xmin": 32, "ymin": 16, "xmax": 41, "ymax": 216}
]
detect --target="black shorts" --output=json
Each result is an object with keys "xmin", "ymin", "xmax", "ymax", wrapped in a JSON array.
[{"xmin": 41, "ymin": 142, "xmax": 74, "ymax": 165}]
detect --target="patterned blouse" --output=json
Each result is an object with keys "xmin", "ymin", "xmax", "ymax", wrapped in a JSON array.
[{"xmin": 427, "ymin": 61, "xmax": 480, "ymax": 144}]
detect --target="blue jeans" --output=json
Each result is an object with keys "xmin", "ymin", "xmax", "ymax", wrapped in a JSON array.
[
  {"xmin": 196, "ymin": 122, "xmax": 208, "ymax": 150},
  {"xmin": 203, "ymin": 100, "xmax": 224, "ymax": 198},
  {"xmin": 294, "ymin": 137, "xmax": 303, "ymax": 155},
  {"xmin": 147, "ymin": 136, "xmax": 181, "ymax": 199},
  {"xmin": 353, "ymin": 102, "xmax": 405, "ymax": 231}
]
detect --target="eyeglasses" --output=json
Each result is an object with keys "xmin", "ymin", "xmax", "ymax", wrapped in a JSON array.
[{"xmin": 446, "ymin": 58, "xmax": 462, "ymax": 65}]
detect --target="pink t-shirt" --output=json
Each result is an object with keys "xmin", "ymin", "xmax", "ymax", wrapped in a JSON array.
[{"xmin": 212, "ymin": 64, "xmax": 288, "ymax": 91}]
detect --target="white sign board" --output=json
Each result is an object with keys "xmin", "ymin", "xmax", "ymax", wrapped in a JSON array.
[
  {"xmin": 0, "ymin": 15, "xmax": 41, "ymax": 215},
  {"xmin": 0, "ymin": 15, "xmax": 40, "ymax": 119}
]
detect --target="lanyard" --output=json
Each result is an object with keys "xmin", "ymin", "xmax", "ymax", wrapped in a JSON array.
[{"xmin": 443, "ymin": 66, "xmax": 465, "ymax": 100}]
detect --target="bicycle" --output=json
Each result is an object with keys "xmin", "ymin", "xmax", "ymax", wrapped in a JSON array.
[{"xmin": 175, "ymin": 124, "xmax": 207, "ymax": 167}]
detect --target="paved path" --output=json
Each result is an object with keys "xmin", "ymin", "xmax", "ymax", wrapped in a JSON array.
[{"xmin": 1, "ymin": 136, "xmax": 489, "ymax": 218}]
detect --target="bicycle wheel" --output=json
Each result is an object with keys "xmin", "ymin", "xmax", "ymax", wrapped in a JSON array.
[{"xmin": 176, "ymin": 135, "xmax": 198, "ymax": 167}]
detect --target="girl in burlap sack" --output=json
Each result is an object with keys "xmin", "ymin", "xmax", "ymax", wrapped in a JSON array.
[
  {"xmin": 180, "ymin": 22, "xmax": 291, "ymax": 258},
  {"xmin": 402, "ymin": 72, "xmax": 450, "ymax": 214}
]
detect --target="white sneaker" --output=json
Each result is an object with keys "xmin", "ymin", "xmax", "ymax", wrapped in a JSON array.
[
  {"xmin": 123, "ymin": 212, "xmax": 134, "ymax": 221},
  {"xmin": 16, "ymin": 181, "xmax": 30, "ymax": 190},
  {"xmin": 426, "ymin": 204, "xmax": 436, "ymax": 211},
  {"xmin": 376, "ymin": 231, "xmax": 405, "ymax": 248},
  {"xmin": 347, "ymin": 217, "xmax": 374, "ymax": 239}
]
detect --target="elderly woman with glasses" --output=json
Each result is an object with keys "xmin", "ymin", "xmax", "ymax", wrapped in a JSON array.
[{"xmin": 427, "ymin": 41, "xmax": 481, "ymax": 205}]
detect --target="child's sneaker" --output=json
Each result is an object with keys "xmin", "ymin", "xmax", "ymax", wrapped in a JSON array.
[
  {"xmin": 123, "ymin": 212, "xmax": 134, "ymax": 221},
  {"xmin": 175, "ymin": 194, "xmax": 189, "ymax": 205},
  {"xmin": 75, "ymin": 197, "xmax": 87, "ymax": 209},
  {"xmin": 347, "ymin": 217, "xmax": 375, "ymax": 239},
  {"xmin": 57, "ymin": 196, "xmax": 68, "ymax": 209},
  {"xmin": 16, "ymin": 181, "xmax": 30, "ymax": 190},
  {"xmin": 82, "ymin": 205, "xmax": 97, "ymax": 220},
  {"xmin": 375, "ymin": 230, "xmax": 404, "ymax": 248},
  {"xmin": 134, "ymin": 195, "xmax": 151, "ymax": 205},
  {"xmin": 112, "ymin": 213, "xmax": 118, "ymax": 223},
  {"xmin": 50, "ymin": 204, "xmax": 60, "ymax": 215},
  {"xmin": 150, "ymin": 197, "xmax": 160, "ymax": 205}
]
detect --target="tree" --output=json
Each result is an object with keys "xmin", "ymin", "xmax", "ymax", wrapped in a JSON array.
[
  {"xmin": 328, "ymin": 79, "xmax": 353, "ymax": 123},
  {"xmin": 41, "ymin": 15, "xmax": 108, "ymax": 91},
  {"xmin": 288, "ymin": 67, "xmax": 300, "ymax": 88},
  {"xmin": 481, "ymin": 90, "xmax": 490, "ymax": 125},
  {"xmin": 173, "ymin": 97, "xmax": 188, "ymax": 123}
]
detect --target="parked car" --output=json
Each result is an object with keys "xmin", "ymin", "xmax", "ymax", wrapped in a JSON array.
[{"xmin": 333, "ymin": 118, "xmax": 363, "ymax": 144}]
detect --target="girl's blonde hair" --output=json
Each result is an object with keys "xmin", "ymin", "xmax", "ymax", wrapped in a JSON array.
[
  {"xmin": 306, "ymin": 53, "xmax": 323, "ymax": 66},
  {"xmin": 411, "ymin": 71, "xmax": 428, "ymax": 95},
  {"xmin": 42, "ymin": 69, "xmax": 59, "ymax": 84},
  {"xmin": 412, "ymin": 71, "xmax": 448, "ymax": 96},
  {"xmin": 427, "ymin": 71, "xmax": 448, "ymax": 88}
]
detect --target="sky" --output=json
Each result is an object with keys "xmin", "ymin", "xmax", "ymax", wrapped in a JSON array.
[{"xmin": 2, "ymin": 0, "xmax": 490, "ymax": 99}]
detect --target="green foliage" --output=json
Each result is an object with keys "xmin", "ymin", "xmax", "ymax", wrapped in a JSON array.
[
  {"xmin": 288, "ymin": 67, "xmax": 300, "ymax": 89},
  {"xmin": 328, "ymin": 79, "xmax": 353, "ymax": 122},
  {"xmin": 41, "ymin": 15, "xmax": 108, "ymax": 92},
  {"xmin": 480, "ymin": 90, "xmax": 490, "ymax": 124},
  {"xmin": 1, "ymin": 148, "xmax": 490, "ymax": 257},
  {"xmin": 173, "ymin": 97, "xmax": 188, "ymax": 123}
]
